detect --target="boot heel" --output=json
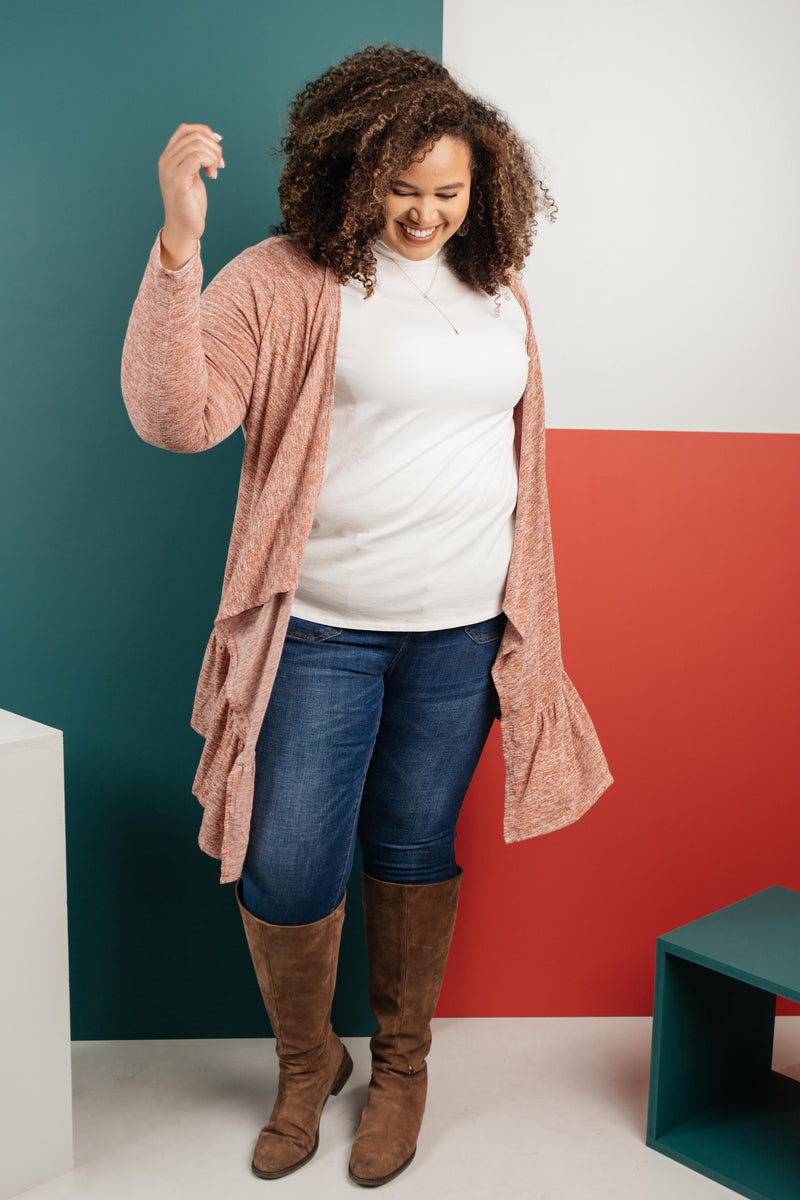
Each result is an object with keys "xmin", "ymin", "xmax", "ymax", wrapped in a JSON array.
[{"xmin": 331, "ymin": 1044, "xmax": 354, "ymax": 1095}]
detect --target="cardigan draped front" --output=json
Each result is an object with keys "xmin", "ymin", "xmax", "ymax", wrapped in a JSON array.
[{"xmin": 121, "ymin": 233, "xmax": 613, "ymax": 884}]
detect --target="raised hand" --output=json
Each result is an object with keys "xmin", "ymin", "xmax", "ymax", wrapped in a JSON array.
[{"xmin": 157, "ymin": 123, "xmax": 225, "ymax": 269}]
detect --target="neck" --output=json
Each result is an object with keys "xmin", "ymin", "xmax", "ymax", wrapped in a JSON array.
[{"xmin": 374, "ymin": 240, "xmax": 442, "ymax": 268}]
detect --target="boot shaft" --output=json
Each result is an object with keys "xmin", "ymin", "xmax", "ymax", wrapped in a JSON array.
[
  {"xmin": 362, "ymin": 869, "xmax": 462, "ymax": 1071},
  {"xmin": 236, "ymin": 880, "xmax": 345, "ymax": 1063}
]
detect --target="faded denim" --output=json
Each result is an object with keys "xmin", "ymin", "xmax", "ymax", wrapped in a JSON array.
[{"xmin": 240, "ymin": 612, "xmax": 507, "ymax": 924}]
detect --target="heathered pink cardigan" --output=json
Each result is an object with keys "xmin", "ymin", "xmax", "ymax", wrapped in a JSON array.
[{"xmin": 121, "ymin": 231, "xmax": 612, "ymax": 884}]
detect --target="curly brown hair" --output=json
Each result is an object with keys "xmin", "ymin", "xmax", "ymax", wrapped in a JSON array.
[{"xmin": 273, "ymin": 44, "xmax": 557, "ymax": 296}]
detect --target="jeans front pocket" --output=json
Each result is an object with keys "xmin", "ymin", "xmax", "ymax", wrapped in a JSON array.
[
  {"xmin": 463, "ymin": 612, "xmax": 508, "ymax": 644},
  {"xmin": 285, "ymin": 616, "xmax": 344, "ymax": 642}
]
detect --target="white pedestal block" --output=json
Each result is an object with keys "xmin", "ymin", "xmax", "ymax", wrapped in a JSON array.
[{"xmin": 0, "ymin": 709, "xmax": 73, "ymax": 1199}]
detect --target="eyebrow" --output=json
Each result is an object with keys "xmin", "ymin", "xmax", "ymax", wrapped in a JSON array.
[{"xmin": 392, "ymin": 180, "xmax": 467, "ymax": 190}]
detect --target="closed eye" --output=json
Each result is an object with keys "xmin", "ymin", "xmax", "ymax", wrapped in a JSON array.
[{"xmin": 391, "ymin": 189, "xmax": 459, "ymax": 199}]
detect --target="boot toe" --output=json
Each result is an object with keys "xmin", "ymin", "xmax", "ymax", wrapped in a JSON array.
[
  {"xmin": 349, "ymin": 1141, "xmax": 416, "ymax": 1187},
  {"xmin": 349, "ymin": 1076, "xmax": 422, "ymax": 1188},
  {"xmin": 252, "ymin": 1128, "xmax": 318, "ymax": 1179}
]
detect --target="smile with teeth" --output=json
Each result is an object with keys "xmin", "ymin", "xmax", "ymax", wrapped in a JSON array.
[{"xmin": 399, "ymin": 222, "xmax": 440, "ymax": 239}]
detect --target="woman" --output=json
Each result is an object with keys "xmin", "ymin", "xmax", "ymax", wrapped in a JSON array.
[{"xmin": 121, "ymin": 44, "xmax": 611, "ymax": 1187}]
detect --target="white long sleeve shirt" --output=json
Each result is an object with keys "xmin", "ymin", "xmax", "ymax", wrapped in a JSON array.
[{"xmin": 290, "ymin": 239, "xmax": 529, "ymax": 630}]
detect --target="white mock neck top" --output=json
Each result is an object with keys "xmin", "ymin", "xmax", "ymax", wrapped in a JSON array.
[{"xmin": 290, "ymin": 240, "xmax": 529, "ymax": 630}]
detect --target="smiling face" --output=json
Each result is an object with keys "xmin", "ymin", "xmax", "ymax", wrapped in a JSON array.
[{"xmin": 380, "ymin": 135, "xmax": 472, "ymax": 260}]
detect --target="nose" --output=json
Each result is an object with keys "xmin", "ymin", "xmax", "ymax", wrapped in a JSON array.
[{"xmin": 409, "ymin": 201, "xmax": 439, "ymax": 227}]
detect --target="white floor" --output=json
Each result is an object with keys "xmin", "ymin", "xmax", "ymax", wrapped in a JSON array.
[{"xmin": 15, "ymin": 1018, "xmax": 800, "ymax": 1200}]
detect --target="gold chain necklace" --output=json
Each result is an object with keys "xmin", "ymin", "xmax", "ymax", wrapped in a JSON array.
[{"xmin": 379, "ymin": 251, "xmax": 460, "ymax": 336}]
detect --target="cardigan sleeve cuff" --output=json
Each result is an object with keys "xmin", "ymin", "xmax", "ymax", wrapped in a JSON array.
[
  {"xmin": 151, "ymin": 227, "xmax": 203, "ymax": 284},
  {"xmin": 500, "ymin": 668, "xmax": 613, "ymax": 843}
]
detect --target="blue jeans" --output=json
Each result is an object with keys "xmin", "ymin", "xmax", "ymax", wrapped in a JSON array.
[{"xmin": 240, "ymin": 611, "xmax": 507, "ymax": 924}]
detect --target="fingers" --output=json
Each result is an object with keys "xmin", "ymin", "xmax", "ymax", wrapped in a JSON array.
[
  {"xmin": 164, "ymin": 122, "xmax": 222, "ymax": 148},
  {"xmin": 161, "ymin": 123, "xmax": 225, "ymax": 180}
]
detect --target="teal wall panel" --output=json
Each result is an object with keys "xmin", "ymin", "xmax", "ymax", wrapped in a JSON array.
[{"xmin": 2, "ymin": 1, "xmax": 442, "ymax": 1038}]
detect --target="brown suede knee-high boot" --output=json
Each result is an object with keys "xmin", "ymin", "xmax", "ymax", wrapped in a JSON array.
[
  {"xmin": 235, "ymin": 881, "xmax": 353, "ymax": 1179},
  {"xmin": 349, "ymin": 868, "xmax": 462, "ymax": 1187}
]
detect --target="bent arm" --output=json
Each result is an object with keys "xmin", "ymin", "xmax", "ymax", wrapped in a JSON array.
[{"xmin": 120, "ymin": 230, "xmax": 264, "ymax": 453}]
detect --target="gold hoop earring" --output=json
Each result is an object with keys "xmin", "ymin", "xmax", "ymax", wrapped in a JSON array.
[{"xmin": 456, "ymin": 216, "xmax": 470, "ymax": 237}]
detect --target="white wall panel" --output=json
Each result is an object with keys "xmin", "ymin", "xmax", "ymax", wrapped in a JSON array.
[
  {"xmin": 444, "ymin": 0, "xmax": 800, "ymax": 431},
  {"xmin": 0, "ymin": 710, "xmax": 73, "ymax": 1198}
]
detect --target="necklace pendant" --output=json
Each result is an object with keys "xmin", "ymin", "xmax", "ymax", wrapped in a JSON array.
[{"xmin": 385, "ymin": 254, "xmax": 459, "ymax": 335}]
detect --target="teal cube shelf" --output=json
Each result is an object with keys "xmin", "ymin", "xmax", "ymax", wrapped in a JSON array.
[{"xmin": 647, "ymin": 886, "xmax": 800, "ymax": 1200}]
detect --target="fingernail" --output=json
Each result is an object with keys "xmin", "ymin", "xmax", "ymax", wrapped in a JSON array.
[
  {"xmin": 212, "ymin": 131, "xmax": 223, "ymax": 141},
  {"xmin": 219, "ymin": 158, "xmax": 225, "ymax": 168},
  {"xmin": 212, "ymin": 169, "xmax": 218, "ymax": 179}
]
